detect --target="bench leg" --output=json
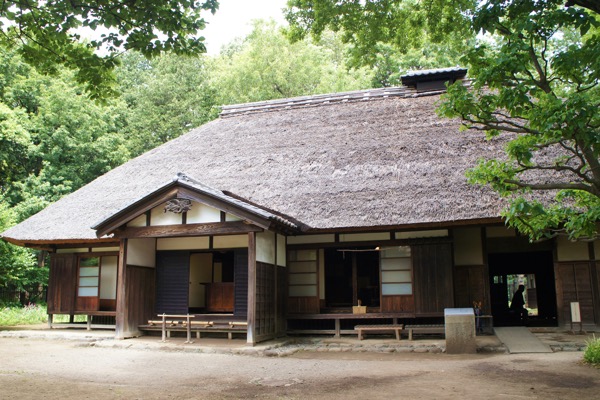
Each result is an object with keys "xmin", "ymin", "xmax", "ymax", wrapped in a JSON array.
[
  {"xmin": 334, "ymin": 319, "xmax": 340, "ymax": 338},
  {"xmin": 409, "ymin": 329, "xmax": 413, "ymax": 341},
  {"xmin": 196, "ymin": 331, "xmax": 201, "ymax": 339},
  {"xmin": 358, "ymin": 330, "xmax": 363, "ymax": 340},
  {"xmin": 395, "ymin": 329, "xmax": 400, "ymax": 341},
  {"xmin": 228, "ymin": 332, "xmax": 232, "ymax": 340},
  {"xmin": 87, "ymin": 315, "xmax": 92, "ymax": 331}
]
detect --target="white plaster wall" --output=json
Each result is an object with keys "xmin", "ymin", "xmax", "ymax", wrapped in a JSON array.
[
  {"xmin": 339, "ymin": 232, "xmax": 390, "ymax": 242},
  {"xmin": 127, "ymin": 238, "xmax": 156, "ymax": 267},
  {"xmin": 92, "ymin": 247, "xmax": 120, "ymax": 252},
  {"xmin": 100, "ymin": 256, "xmax": 118, "ymax": 299},
  {"xmin": 150, "ymin": 204, "xmax": 183, "ymax": 226},
  {"xmin": 287, "ymin": 234, "xmax": 335, "ymax": 245},
  {"xmin": 186, "ymin": 201, "xmax": 221, "ymax": 223},
  {"xmin": 256, "ymin": 231, "xmax": 275, "ymax": 264},
  {"xmin": 127, "ymin": 214, "xmax": 147, "ymax": 227},
  {"xmin": 225, "ymin": 213, "xmax": 242, "ymax": 222},
  {"xmin": 213, "ymin": 235, "xmax": 248, "ymax": 249},
  {"xmin": 157, "ymin": 237, "xmax": 210, "ymax": 251},
  {"xmin": 277, "ymin": 234, "xmax": 286, "ymax": 267},
  {"xmin": 395, "ymin": 230, "xmax": 448, "ymax": 239},
  {"xmin": 453, "ymin": 227, "xmax": 483, "ymax": 265},
  {"xmin": 557, "ymin": 236, "xmax": 589, "ymax": 261}
]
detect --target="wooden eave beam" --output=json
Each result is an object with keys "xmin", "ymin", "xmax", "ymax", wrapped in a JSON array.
[
  {"xmin": 113, "ymin": 221, "xmax": 263, "ymax": 239},
  {"xmin": 1, "ymin": 236, "xmax": 117, "ymax": 250},
  {"xmin": 299, "ymin": 217, "xmax": 504, "ymax": 235}
]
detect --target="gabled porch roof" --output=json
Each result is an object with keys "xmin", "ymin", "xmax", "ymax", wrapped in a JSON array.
[{"xmin": 92, "ymin": 172, "xmax": 301, "ymax": 238}]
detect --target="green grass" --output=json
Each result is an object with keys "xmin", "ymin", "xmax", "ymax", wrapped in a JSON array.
[
  {"xmin": 0, "ymin": 304, "xmax": 86, "ymax": 326},
  {"xmin": 0, "ymin": 304, "xmax": 48, "ymax": 326},
  {"xmin": 583, "ymin": 335, "xmax": 600, "ymax": 366}
]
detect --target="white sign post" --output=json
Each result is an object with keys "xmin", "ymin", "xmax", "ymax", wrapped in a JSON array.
[{"xmin": 570, "ymin": 302, "xmax": 584, "ymax": 334}]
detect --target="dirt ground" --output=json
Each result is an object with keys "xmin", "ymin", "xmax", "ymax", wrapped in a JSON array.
[{"xmin": 0, "ymin": 336, "xmax": 599, "ymax": 400}]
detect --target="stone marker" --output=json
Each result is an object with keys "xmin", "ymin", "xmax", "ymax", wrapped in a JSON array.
[{"xmin": 444, "ymin": 308, "xmax": 476, "ymax": 354}]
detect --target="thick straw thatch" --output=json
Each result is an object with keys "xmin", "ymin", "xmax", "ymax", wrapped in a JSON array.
[{"xmin": 2, "ymin": 89, "xmax": 509, "ymax": 244}]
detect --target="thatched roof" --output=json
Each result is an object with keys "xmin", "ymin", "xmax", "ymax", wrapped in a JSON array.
[{"xmin": 2, "ymin": 85, "xmax": 509, "ymax": 245}]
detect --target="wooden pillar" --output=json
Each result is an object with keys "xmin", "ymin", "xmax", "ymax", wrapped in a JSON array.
[
  {"xmin": 274, "ymin": 234, "xmax": 279, "ymax": 336},
  {"xmin": 352, "ymin": 254, "xmax": 358, "ymax": 306},
  {"xmin": 247, "ymin": 232, "xmax": 257, "ymax": 345},
  {"xmin": 115, "ymin": 238, "xmax": 128, "ymax": 339},
  {"xmin": 588, "ymin": 242, "xmax": 600, "ymax": 326}
]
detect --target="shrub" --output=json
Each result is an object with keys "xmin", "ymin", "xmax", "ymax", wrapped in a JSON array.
[{"xmin": 583, "ymin": 335, "xmax": 600, "ymax": 366}]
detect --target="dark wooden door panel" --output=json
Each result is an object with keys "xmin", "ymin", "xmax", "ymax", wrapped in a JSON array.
[
  {"xmin": 156, "ymin": 252, "xmax": 190, "ymax": 314},
  {"xmin": 47, "ymin": 254, "xmax": 76, "ymax": 314},
  {"xmin": 413, "ymin": 243, "xmax": 454, "ymax": 314}
]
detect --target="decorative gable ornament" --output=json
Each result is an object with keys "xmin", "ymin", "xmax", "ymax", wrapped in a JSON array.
[{"xmin": 164, "ymin": 198, "xmax": 192, "ymax": 214}]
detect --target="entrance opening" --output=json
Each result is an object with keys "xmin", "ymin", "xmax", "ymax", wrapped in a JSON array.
[
  {"xmin": 188, "ymin": 251, "xmax": 234, "ymax": 313},
  {"xmin": 324, "ymin": 248, "xmax": 380, "ymax": 309},
  {"xmin": 488, "ymin": 251, "xmax": 557, "ymax": 326}
]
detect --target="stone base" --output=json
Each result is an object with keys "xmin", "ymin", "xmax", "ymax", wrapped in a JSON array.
[{"xmin": 445, "ymin": 308, "xmax": 477, "ymax": 354}]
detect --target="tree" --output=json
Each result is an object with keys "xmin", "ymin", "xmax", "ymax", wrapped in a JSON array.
[
  {"xmin": 0, "ymin": 202, "xmax": 41, "ymax": 294},
  {"xmin": 0, "ymin": 1, "xmax": 219, "ymax": 99},
  {"xmin": 117, "ymin": 51, "xmax": 219, "ymax": 156},
  {"xmin": 287, "ymin": 0, "xmax": 600, "ymax": 241},
  {"xmin": 438, "ymin": 1, "xmax": 600, "ymax": 241},
  {"xmin": 211, "ymin": 20, "xmax": 374, "ymax": 105},
  {"xmin": 285, "ymin": 0, "xmax": 475, "ymax": 68}
]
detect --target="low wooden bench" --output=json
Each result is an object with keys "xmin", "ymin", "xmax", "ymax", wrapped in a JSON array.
[
  {"xmin": 141, "ymin": 315, "xmax": 247, "ymax": 342},
  {"xmin": 354, "ymin": 324, "xmax": 404, "ymax": 340},
  {"xmin": 405, "ymin": 324, "xmax": 445, "ymax": 340}
]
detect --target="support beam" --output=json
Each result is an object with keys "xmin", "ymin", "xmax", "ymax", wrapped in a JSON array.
[
  {"xmin": 114, "ymin": 221, "xmax": 263, "ymax": 239},
  {"xmin": 247, "ymin": 232, "xmax": 257, "ymax": 345},
  {"xmin": 115, "ymin": 239, "xmax": 128, "ymax": 339}
]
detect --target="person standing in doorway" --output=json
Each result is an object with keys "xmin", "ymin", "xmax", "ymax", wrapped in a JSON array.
[{"xmin": 510, "ymin": 284, "xmax": 528, "ymax": 322}]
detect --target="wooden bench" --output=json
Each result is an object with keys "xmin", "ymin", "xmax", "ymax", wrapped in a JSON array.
[
  {"xmin": 405, "ymin": 324, "xmax": 445, "ymax": 340},
  {"xmin": 141, "ymin": 315, "xmax": 247, "ymax": 341},
  {"xmin": 354, "ymin": 324, "xmax": 404, "ymax": 340}
]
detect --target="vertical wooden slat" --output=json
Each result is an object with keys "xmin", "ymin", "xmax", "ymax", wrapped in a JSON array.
[
  {"xmin": 47, "ymin": 253, "xmax": 77, "ymax": 314},
  {"xmin": 247, "ymin": 232, "xmax": 257, "ymax": 345},
  {"xmin": 115, "ymin": 239, "xmax": 128, "ymax": 339},
  {"xmin": 234, "ymin": 249, "xmax": 249, "ymax": 317}
]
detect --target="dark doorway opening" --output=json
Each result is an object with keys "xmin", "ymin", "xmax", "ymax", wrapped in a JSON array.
[
  {"xmin": 488, "ymin": 251, "xmax": 557, "ymax": 327},
  {"xmin": 324, "ymin": 248, "xmax": 380, "ymax": 310}
]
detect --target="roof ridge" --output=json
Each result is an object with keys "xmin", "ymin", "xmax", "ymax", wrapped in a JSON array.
[{"xmin": 219, "ymin": 86, "xmax": 416, "ymax": 118}]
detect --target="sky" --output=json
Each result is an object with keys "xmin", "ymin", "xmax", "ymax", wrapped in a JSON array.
[{"xmin": 202, "ymin": 0, "xmax": 289, "ymax": 54}]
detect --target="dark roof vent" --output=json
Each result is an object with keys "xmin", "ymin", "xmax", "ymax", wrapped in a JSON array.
[{"xmin": 401, "ymin": 67, "xmax": 467, "ymax": 92}]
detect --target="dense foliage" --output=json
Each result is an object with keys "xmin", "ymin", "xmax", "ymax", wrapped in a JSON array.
[
  {"xmin": 0, "ymin": 0, "xmax": 219, "ymax": 99},
  {"xmin": 287, "ymin": 0, "xmax": 600, "ymax": 241}
]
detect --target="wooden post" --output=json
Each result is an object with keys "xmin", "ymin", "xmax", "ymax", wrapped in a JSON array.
[
  {"xmin": 48, "ymin": 314, "xmax": 53, "ymax": 329},
  {"xmin": 161, "ymin": 313, "xmax": 167, "ymax": 342},
  {"xmin": 352, "ymin": 254, "xmax": 358, "ymax": 306},
  {"xmin": 115, "ymin": 239, "xmax": 128, "ymax": 339},
  {"xmin": 185, "ymin": 314, "xmax": 193, "ymax": 344},
  {"xmin": 247, "ymin": 232, "xmax": 257, "ymax": 345},
  {"xmin": 87, "ymin": 315, "xmax": 92, "ymax": 330}
]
